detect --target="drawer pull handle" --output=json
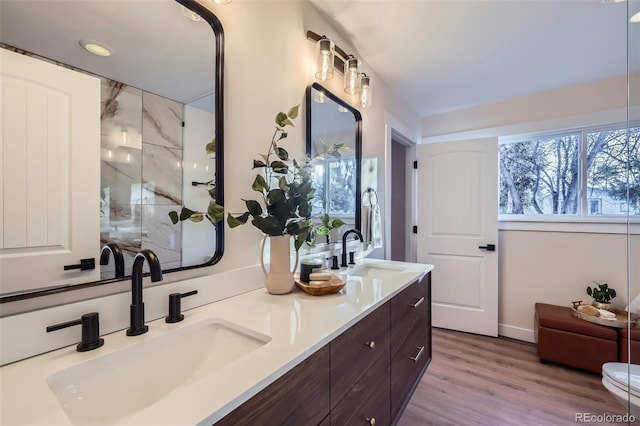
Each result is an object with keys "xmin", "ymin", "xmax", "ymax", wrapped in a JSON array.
[
  {"xmin": 409, "ymin": 346, "xmax": 425, "ymax": 362},
  {"xmin": 366, "ymin": 417, "xmax": 376, "ymax": 425},
  {"xmin": 408, "ymin": 296, "xmax": 425, "ymax": 308},
  {"xmin": 365, "ymin": 341, "xmax": 376, "ymax": 350}
]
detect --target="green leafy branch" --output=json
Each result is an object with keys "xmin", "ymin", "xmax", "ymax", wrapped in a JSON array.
[
  {"xmin": 168, "ymin": 138, "xmax": 224, "ymax": 227},
  {"xmin": 226, "ymin": 105, "xmax": 345, "ymax": 251}
]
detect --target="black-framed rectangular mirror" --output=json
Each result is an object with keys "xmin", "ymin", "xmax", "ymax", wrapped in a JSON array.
[
  {"xmin": 0, "ymin": 0, "xmax": 224, "ymax": 302},
  {"xmin": 306, "ymin": 83, "xmax": 362, "ymax": 244}
]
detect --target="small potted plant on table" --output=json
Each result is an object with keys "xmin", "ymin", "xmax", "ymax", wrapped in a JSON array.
[{"xmin": 586, "ymin": 281, "xmax": 617, "ymax": 312}]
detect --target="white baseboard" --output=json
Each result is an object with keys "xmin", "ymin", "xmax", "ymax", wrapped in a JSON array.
[{"xmin": 499, "ymin": 323, "xmax": 536, "ymax": 343}]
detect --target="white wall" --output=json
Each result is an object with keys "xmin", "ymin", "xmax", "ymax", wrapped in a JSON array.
[
  {"xmin": 499, "ymin": 231, "xmax": 639, "ymax": 341},
  {"xmin": 2, "ymin": 0, "xmax": 421, "ymax": 316},
  {"xmin": 419, "ymin": 76, "xmax": 636, "ymax": 342},
  {"xmin": 208, "ymin": 0, "xmax": 420, "ymax": 270}
]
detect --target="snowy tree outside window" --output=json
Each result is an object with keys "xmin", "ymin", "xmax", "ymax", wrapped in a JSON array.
[{"xmin": 499, "ymin": 124, "xmax": 640, "ymax": 217}]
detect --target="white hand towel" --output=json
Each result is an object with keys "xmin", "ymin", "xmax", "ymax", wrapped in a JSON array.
[
  {"xmin": 371, "ymin": 203, "xmax": 383, "ymax": 249},
  {"xmin": 362, "ymin": 204, "xmax": 372, "ymax": 248}
]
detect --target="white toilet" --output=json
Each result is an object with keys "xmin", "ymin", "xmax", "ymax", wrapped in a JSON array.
[{"xmin": 602, "ymin": 362, "xmax": 640, "ymax": 416}]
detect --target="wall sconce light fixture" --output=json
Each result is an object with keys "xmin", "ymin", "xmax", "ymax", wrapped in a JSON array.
[
  {"xmin": 315, "ymin": 36, "xmax": 335, "ymax": 81},
  {"xmin": 359, "ymin": 73, "xmax": 372, "ymax": 109},
  {"xmin": 343, "ymin": 55, "xmax": 360, "ymax": 95},
  {"xmin": 307, "ymin": 30, "xmax": 372, "ymax": 109}
]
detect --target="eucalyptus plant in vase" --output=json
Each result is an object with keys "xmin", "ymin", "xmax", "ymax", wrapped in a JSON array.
[{"xmin": 227, "ymin": 105, "xmax": 344, "ymax": 294}]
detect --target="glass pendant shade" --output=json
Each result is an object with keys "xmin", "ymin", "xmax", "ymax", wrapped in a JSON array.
[
  {"xmin": 344, "ymin": 56, "xmax": 361, "ymax": 94},
  {"xmin": 313, "ymin": 89, "xmax": 327, "ymax": 103},
  {"xmin": 359, "ymin": 73, "xmax": 372, "ymax": 108},
  {"xmin": 315, "ymin": 37, "xmax": 335, "ymax": 81}
]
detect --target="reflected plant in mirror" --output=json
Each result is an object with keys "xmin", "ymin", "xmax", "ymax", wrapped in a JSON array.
[
  {"xmin": 306, "ymin": 83, "xmax": 362, "ymax": 245},
  {"xmin": 168, "ymin": 138, "xmax": 224, "ymax": 228}
]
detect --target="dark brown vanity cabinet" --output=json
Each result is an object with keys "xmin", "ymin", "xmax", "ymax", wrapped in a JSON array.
[
  {"xmin": 330, "ymin": 302, "xmax": 391, "ymax": 425},
  {"xmin": 390, "ymin": 273, "xmax": 432, "ymax": 424},
  {"xmin": 215, "ymin": 346, "xmax": 331, "ymax": 426},
  {"xmin": 215, "ymin": 272, "xmax": 431, "ymax": 426}
]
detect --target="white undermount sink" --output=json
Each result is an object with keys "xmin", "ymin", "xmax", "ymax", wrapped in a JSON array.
[
  {"xmin": 46, "ymin": 318, "xmax": 271, "ymax": 425},
  {"xmin": 349, "ymin": 263, "xmax": 406, "ymax": 280}
]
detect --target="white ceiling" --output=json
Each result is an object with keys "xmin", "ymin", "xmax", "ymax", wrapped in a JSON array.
[
  {"xmin": 0, "ymin": 0, "xmax": 216, "ymax": 107},
  {"xmin": 310, "ymin": 0, "xmax": 633, "ymax": 117}
]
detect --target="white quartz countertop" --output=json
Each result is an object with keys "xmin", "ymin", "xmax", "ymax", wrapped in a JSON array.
[{"xmin": 0, "ymin": 259, "xmax": 433, "ymax": 426}]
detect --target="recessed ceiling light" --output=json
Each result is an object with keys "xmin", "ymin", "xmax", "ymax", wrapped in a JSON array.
[
  {"xmin": 213, "ymin": 0, "xmax": 232, "ymax": 4},
  {"xmin": 79, "ymin": 39, "xmax": 112, "ymax": 57},
  {"xmin": 631, "ymin": 11, "xmax": 640, "ymax": 23}
]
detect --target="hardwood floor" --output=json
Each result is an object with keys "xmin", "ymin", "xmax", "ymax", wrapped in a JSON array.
[{"xmin": 398, "ymin": 328, "xmax": 633, "ymax": 426}]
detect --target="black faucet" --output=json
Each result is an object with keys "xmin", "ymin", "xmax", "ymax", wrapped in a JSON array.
[
  {"xmin": 341, "ymin": 229, "xmax": 363, "ymax": 267},
  {"xmin": 127, "ymin": 249, "xmax": 163, "ymax": 336},
  {"xmin": 99, "ymin": 242, "xmax": 125, "ymax": 278}
]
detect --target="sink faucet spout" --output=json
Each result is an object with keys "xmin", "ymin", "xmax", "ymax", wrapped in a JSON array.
[
  {"xmin": 127, "ymin": 249, "xmax": 163, "ymax": 336},
  {"xmin": 341, "ymin": 229, "xmax": 363, "ymax": 267},
  {"xmin": 99, "ymin": 242, "xmax": 125, "ymax": 278}
]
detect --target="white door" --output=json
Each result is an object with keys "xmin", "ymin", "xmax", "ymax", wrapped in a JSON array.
[
  {"xmin": 0, "ymin": 48, "xmax": 100, "ymax": 294},
  {"xmin": 417, "ymin": 138, "xmax": 498, "ymax": 336}
]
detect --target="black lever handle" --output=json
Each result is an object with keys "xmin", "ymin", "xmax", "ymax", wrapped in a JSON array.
[
  {"xmin": 166, "ymin": 290, "xmax": 198, "ymax": 323},
  {"xmin": 478, "ymin": 244, "xmax": 496, "ymax": 252},
  {"xmin": 331, "ymin": 255, "xmax": 340, "ymax": 270},
  {"xmin": 46, "ymin": 312, "xmax": 104, "ymax": 352},
  {"xmin": 64, "ymin": 258, "xmax": 96, "ymax": 271}
]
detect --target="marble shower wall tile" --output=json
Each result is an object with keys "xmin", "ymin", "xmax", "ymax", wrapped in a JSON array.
[
  {"xmin": 142, "ymin": 91, "xmax": 183, "ymax": 149},
  {"xmin": 142, "ymin": 143, "xmax": 183, "ymax": 205},
  {"xmin": 7, "ymin": 44, "xmax": 191, "ymax": 273},
  {"xmin": 141, "ymin": 205, "xmax": 182, "ymax": 268}
]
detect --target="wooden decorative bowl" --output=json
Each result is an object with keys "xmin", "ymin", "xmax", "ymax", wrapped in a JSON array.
[
  {"xmin": 294, "ymin": 273, "xmax": 345, "ymax": 296},
  {"xmin": 571, "ymin": 305, "xmax": 640, "ymax": 328}
]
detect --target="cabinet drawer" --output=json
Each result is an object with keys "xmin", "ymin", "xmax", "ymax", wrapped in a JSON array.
[
  {"xmin": 390, "ymin": 316, "xmax": 431, "ymax": 422},
  {"xmin": 216, "ymin": 345, "xmax": 330, "ymax": 425},
  {"xmin": 331, "ymin": 353, "xmax": 391, "ymax": 426},
  {"xmin": 331, "ymin": 301, "xmax": 390, "ymax": 407},
  {"xmin": 391, "ymin": 275, "xmax": 429, "ymax": 358}
]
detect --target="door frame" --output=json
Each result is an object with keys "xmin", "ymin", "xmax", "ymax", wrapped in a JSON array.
[{"xmin": 383, "ymin": 112, "xmax": 418, "ymax": 262}]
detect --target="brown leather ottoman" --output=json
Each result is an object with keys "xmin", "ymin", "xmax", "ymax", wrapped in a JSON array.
[
  {"xmin": 534, "ymin": 303, "xmax": 618, "ymax": 373},
  {"xmin": 619, "ymin": 327, "xmax": 640, "ymax": 363}
]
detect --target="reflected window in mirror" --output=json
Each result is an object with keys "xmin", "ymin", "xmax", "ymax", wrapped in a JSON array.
[
  {"xmin": 306, "ymin": 83, "xmax": 362, "ymax": 245},
  {"xmin": 0, "ymin": 0, "xmax": 224, "ymax": 301}
]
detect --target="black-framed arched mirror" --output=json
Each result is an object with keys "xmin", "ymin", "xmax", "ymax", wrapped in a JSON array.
[
  {"xmin": 306, "ymin": 83, "xmax": 362, "ymax": 244},
  {"xmin": 0, "ymin": 0, "xmax": 224, "ymax": 302}
]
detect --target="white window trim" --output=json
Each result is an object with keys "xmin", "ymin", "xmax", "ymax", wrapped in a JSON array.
[{"xmin": 499, "ymin": 215, "xmax": 640, "ymax": 234}]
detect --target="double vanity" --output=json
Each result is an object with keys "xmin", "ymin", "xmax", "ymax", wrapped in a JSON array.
[{"xmin": 0, "ymin": 259, "xmax": 433, "ymax": 425}]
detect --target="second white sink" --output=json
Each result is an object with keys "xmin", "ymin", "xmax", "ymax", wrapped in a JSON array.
[
  {"xmin": 47, "ymin": 318, "xmax": 271, "ymax": 425},
  {"xmin": 349, "ymin": 264, "xmax": 405, "ymax": 280}
]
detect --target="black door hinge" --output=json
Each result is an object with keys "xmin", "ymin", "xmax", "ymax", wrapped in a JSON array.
[
  {"xmin": 413, "ymin": 160, "xmax": 418, "ymax": 169},
  {"xmin": 413, "ymin": 225, "xmax": 418, "ymax": 234}
]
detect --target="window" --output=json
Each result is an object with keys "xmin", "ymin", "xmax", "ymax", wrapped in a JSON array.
[
  {"xmin": 311, "ymin": 158, "xmax": 356, "ymax": 216},
  {"xmin": 499, "ymin": 124, "xmax": 640, "ymax": 218}
]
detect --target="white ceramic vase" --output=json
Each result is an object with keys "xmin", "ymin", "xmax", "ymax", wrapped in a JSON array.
[{"xmin": 260, "ymin": 235, "xmax": 299, "ymax": 295}]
